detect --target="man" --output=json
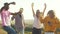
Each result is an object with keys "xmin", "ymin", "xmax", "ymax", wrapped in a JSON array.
[
  {"xmin": 0, "ymin": 2, "xmax": 17, "ymax": 34},
  {"xmin": 11, "ymin": 8, "xmax": 25, "ymax": 34}
]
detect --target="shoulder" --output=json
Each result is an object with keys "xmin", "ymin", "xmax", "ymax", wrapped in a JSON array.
[
  {"xmin": 21, "ymin": 14, "xmax": 24, "ymax": 18},
  {"xmin": 55, "ymin": 17, "xmax": 59, "ymax": 20},
  {"xmin": 34, "ymin": 15, "xmax": 37, "ymax": 18},
  {"xmin": 7, "ymin": 11, "xmax": 11, "ymax": 15},
  {"xmin": 44, "ymin": 16, "xmax": 49, "ymax": 19},
  {"xmin": 54, "ymin": 17, "xmax": 60, "ymax": 23},
  {"xmin": 1, "ymin": 9, "xmax": 5, "ymax": 13},
  {"xmin": 21, "ymin": 14, "xmax": 23, "ymax": 16}
]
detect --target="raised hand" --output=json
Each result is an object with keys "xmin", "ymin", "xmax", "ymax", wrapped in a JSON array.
[
  {"xmin": 44, "ymin": 3, "xmax": 46, "ymax": 9},
  {"xmin": 42, "ymin": 3, "xmax": 47, "ymax": 16},
  {"xmin": 9, "ymin": 2, "xmax": 16, "ymax": 5},
  {"xmin": 31, "ymin": 3, "xmax": 34, "ymax": 8},
  {"xmin": 31, "ymin": 3, "xmax": 35, "ymax": 16}
]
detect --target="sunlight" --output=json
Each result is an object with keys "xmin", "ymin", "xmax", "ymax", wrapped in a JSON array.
[{"xmin": 0, "ymin": 0, "xmax": 60, "ymax": 20}]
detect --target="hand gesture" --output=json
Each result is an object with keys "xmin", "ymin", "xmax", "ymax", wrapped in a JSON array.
[
  {"xmin": 9, "ymin": 2, "xmax": 16, "ymax": 5},
  {"xmin": 42, "ymin": 3, "xmax": 47, "ymax": 16},
  {"xmin": 31, "ymin": 3, "xmax": 34, "ymax": 8},
  {"xmin": 44, "ymin": 3, "xmax": 46, "ymax": 9}
]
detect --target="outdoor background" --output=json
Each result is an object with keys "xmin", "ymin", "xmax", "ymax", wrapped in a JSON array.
[{"xmin": 0, "ymin": 0, "xmax": 60, "ymax": 34}]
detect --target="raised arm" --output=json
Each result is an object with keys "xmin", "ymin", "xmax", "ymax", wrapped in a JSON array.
[
  {"xmin": 42, "ymin": 3, "xmax": 46, "ymax": 16},
  {"xmin": 10, "ymin": 13, "xmax": 17, "ymax": 15},
  {"xmin": 31, "ymin": 3, "xmax": 35, "ymax": 16},
  {"xmin": 9, "ymin": 2, "xmax": 16, "ymax": 5},
  {"xmin": 10, "ymin": 12, "xmax": 20, "ymax": 15}
]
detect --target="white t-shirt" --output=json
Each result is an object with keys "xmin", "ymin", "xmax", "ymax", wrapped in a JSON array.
[{"xmin": 33, "ymin": 15, "xmax": 44, "ymax": 29}]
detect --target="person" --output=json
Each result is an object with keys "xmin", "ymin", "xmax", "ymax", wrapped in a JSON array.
[
  {"xmin": 41, "ymin": 10, "xmax": 60, "ymax": 34},
  {"xmin": 31, "ymin": 3, "xmax": 46, "ymax": 34},
  {"xmin": 0, "ymin": 2, "xmax": 17, "ymax": 34},
  {"xmin": 11, "ymin": 8, "xmax": 25, "ymax": 34}
]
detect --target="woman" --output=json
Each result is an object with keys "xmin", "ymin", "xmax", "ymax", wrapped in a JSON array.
[
  {"xmin": 41, "ymin": 10, "xmax": 60, "ymax": 34},
  {"xmin": 0, "ymin": 2, "xmax": 17, "ymax": 34},
  {"xmin": 31, "ymin": 3, "xmax": 46, "ymax": 34}
]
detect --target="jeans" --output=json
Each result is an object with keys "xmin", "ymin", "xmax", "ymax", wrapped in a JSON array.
[
  {"xmin": 44, "ymin": 32, "xmax": 54, "ymax": 34},
  {"xmin": 3, "ymin": 26, "xmax": 17, "ymax": 34},
  {"xmin": 32, "ymin": 27, "xmax": 42, "ymax": 34}
]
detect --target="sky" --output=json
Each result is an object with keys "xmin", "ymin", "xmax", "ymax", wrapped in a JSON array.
[{"xmin": 0, "ymin": 0, "xmax": 60, "ymax": 20}]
